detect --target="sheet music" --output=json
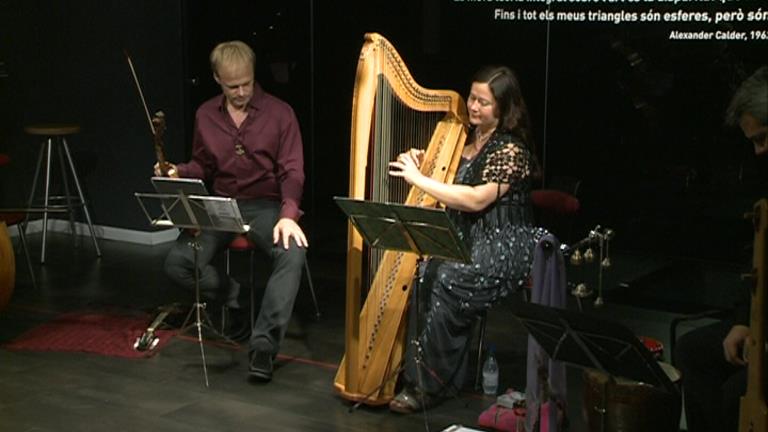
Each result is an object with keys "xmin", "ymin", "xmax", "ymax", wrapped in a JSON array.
[
  {"xmin": 199, "ymin": 196, "xmax": 248, "ymax": 232},
  {"xmin": 134, "ymin": 192, "xmax": 248, "ymax": 233}
]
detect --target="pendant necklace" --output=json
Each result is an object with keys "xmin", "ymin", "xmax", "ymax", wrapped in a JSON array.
[{"xmin": 474, "ymin": 126, "xmax": 496, "ymax": 151}]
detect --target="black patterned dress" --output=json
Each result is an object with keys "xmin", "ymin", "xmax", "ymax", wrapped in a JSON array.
[{"xmin": 402, "ymin": 129, "xmax": 537, "ymax": 396}]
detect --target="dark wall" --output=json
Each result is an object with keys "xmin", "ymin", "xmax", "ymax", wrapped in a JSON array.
[
  {"xmin": 311, "ymin": 0, "xmax": 766, "ymax": 262},
  {"xmin": 0, "ymin": 0, "xmax": 186, "ymax": 230},
  {"xmin": 1, "ymin": 0, "xmax": 764, "ymax": 263}
]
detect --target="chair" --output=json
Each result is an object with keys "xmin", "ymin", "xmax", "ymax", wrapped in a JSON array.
[
  {"xmin": 473, "ymin": 276, "xmax": 534, "ymax": 390},
  {"xmin": 473, "ymin": 234, "xmax": 566, "ymax": 391},
  {"xmin": 472, "ymin": 190, "xmax": 580, "ymax": 391},
  {"xmin": 225, "ymin": 234, "xmax": 320, "ymax": 331},
  {"xmin": 530, "ymin": 189, "xmax": 581, "ymax": 244},
  {"xmin": 24, "ymin": 123, "xmax": 101, "ymax": 263},
  {"xmin": 474, "ymin": 311, "xmax": 490, "ymax": 390}
]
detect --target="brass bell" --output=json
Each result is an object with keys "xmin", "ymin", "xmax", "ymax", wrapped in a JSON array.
[
  {"xmin": 583, "ymin": 248, "xmax": 595, "ymax": 263},
  {"xmin": 571, "ymin": 283, "xmax": 592, "ymax": 298},
  {"xmin": 601, "ymin": 257, "xmax": 611, "ymax": 268},
  {"xmin": 570, "ymin": 249, "xmax": 582, "ymax": 266},
  {"xmin": 594, "ymin": 296, "xmax": 604, "ymax": 307}
]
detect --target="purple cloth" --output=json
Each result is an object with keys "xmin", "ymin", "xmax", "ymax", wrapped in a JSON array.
[
  {"xmin": 525, "ymin": 234, "xmax": 567, "ymax": 432},
  {"xmin": 177, "ymin": 83, "xmax": 305, "ymax": 220}
]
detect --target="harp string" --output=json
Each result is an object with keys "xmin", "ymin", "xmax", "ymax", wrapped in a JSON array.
[{"xmin": 365, "ymin": 75, "xmax": 445, "ymax": 289}]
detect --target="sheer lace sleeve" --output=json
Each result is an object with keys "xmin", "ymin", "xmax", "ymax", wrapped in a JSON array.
[{"xmin": 481, "ymin": 142, "xmax": 530, "ymax": 184}]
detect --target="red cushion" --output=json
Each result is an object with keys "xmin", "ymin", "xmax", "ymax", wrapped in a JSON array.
[
  {"xmin": 0, "ymin": 153, "xmax": 9, "ymax": 167},
  {"xmin": 228, "ymin": 234, "xmax": 255, "ymax": 251},
  {"xmin": 530, "ymin": 190, "xmax": 580, "ymax": 215},
  {"xmin": 0, "ymin": 212, "xmax": 25, "ymax": 226}
]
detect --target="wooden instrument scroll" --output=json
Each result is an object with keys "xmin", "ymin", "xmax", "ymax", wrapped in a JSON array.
[{"xmin": 333, "ymin": 33, "xmax": 468, "ymax": 405}]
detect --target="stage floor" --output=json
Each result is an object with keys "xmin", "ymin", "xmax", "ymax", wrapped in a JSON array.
[{"xmin": 0, "ymin": 229, "xmax": 722, "ymax": 431}]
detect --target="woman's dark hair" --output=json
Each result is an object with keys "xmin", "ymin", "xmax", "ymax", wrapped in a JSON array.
[
  {"xmin": 473, "ymin": 65, "xmax": 540, "ymax": 179},
  {"xmin": 472, "ymin": 65, "xmax": 534, "ymax": 145}
]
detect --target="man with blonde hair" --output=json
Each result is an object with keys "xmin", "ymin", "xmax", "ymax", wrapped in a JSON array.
[{"xmin": 155, "ymin": 40, "xmax": 307, "ymax": 382}]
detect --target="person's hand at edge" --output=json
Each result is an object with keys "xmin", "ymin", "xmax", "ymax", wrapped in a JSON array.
[{"xmin": 273, "ymin": 218, "xmax": 308, "ymax": 250}]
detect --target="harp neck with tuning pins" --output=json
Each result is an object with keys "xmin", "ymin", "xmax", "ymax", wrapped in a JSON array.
[
  {"xmin": 740, "ymin": 200, "xmax": 768, "ymax": 432},
  {"xmin": 333, "ymin": 33, "xmax": 468, "ymax": 405}
]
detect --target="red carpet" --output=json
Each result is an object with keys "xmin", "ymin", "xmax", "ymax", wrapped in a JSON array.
[{"xmin": 3, "ymin": 312, "xmax": 177, "ymax": 358}]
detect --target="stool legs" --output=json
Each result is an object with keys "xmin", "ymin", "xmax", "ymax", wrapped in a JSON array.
[
  {"xmin": 56, "ymin": 141, "xmax": 78, "ymax": 242},
  {"xmin": 25, "ymin": 136, "xmax": 101, "ymax": 263},
  {"xmin": 60, "ymin": 137, "xmax": 101, "ymax": 258},
  {"xmin": 304, "ymin": 260, "xmax": 321, "ymax": 320}
]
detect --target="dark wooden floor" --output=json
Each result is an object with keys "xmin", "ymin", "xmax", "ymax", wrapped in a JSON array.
[{"xmin": 0, "ymin": 228, "xmax": 728, "ymax": 431}]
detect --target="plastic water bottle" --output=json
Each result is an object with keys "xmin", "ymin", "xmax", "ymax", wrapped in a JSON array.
[{"xmin": 482, "ymin": 344, "xmax": 499, "ymax": 395}]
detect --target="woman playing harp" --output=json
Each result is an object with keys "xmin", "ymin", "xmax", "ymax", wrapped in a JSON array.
[
  {"xmin": 334, "ymin": 33, "xmax": 470, "ymax": 406},
  {"xmin": 386, "ymin": 65, "xmax": 539, "ymax": 413}
]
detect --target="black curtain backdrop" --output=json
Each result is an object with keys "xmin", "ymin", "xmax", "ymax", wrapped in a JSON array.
[{"xmin": 0, "ymin": 0, "xmax": 764, "ymax": 263}]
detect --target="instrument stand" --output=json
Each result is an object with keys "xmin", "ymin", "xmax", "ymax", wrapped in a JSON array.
[
  {"xmin": 335, "ymin": 197, "xmax": 471, "ymax": 430},
  {"xmin": 508, "ymin": 301, "xmax": 680, "ymax": 432},
  {"xmin": 405, "ymin": 257, "xmax": 464, "ymax": 431},
  {"xmin": 136, "ymin": 186, "xmax": 249, "ymax": 387},
  {"xmin": 176, "ymin": 238, "xmax": 241, "ymax": 387},
  {"xmin": 133, "ymin": 302, "xmax": 183, "ymax": 352}
]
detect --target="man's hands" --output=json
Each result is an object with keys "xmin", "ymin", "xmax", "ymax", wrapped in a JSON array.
[
  {"xmin": 153, "ymin": 162, "xmax": 179, "ymax": 178},
  {"xmin": 723, "ymin": 324, "xmax": 750, "ymax": 366},
  {"xmin": 273, "ymin": 218, "xmax": 308, "ymax": 250}
]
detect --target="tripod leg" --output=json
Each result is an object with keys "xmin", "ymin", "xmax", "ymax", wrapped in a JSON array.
[
  {"xmin": 349, "ymin": 359, "xmax": 406, "ymax": 412},
  {"xmin": 195, "ymin": 302, "xmax": 210, "ymax": 387}
]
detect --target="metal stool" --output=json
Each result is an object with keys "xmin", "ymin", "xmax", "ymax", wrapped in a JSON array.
[
  {"xmin": 24, "ymin": 124, "xmax": 101, "ymax": 263},
  {"xmin": 225, "ymin": 233, "xmax": 320, "ymax": 330}
]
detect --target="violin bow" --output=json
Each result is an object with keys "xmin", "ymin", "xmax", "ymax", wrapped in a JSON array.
[{"xmin": 124, "ymin": 49, "xmax": 170, "ymax": 175}]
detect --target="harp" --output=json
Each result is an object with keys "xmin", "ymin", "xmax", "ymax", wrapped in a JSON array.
[{"xmin": 333, "ymin": 33, "xmax": 468, "ymax": 405}]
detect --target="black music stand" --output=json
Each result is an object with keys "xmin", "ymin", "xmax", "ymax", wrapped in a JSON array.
[
  {"xmin": 508, "ymin": 301, "xmax": 680, "ymax": 430},
  {"xmin": 335, "ymin": 197, "xmax": 470, "ymax": 263},
  {"xmin": 335, "ymin": 197, "xmax": 470, "ymax": 422},
  {"xmin": 136, "ymin": 190, "xmax": 249, "ymax": 387}
]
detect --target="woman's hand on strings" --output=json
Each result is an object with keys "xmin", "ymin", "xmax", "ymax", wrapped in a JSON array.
[{"xmin": 388, "ymin": 148, "xmax": 424, "ymax": 185}]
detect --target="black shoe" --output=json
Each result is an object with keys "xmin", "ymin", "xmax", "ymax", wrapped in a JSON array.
[{"xmin": 248, "ymin": 350, "xmax": 273, "ymax": 381}]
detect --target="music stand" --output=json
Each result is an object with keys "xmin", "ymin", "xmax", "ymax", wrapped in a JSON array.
[
  {"xmin": 508, "ymin": 301, "xmax": 680, "ymax": 430},
  {"xmin": 335, "ymin": 197, "xmax": 470, "ymax": 263},
  {"xmin": 136, "ymin": 189, "xmax": 249, "ymax": 387},
  {"xmin": 335, "ymin": 197, "xmax": 470, "ymax": 420}
]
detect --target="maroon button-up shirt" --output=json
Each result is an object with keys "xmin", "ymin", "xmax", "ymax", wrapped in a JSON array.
[{"xmin": 177, "ymin": 84, "xmax": 304, "ymax": 220}]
